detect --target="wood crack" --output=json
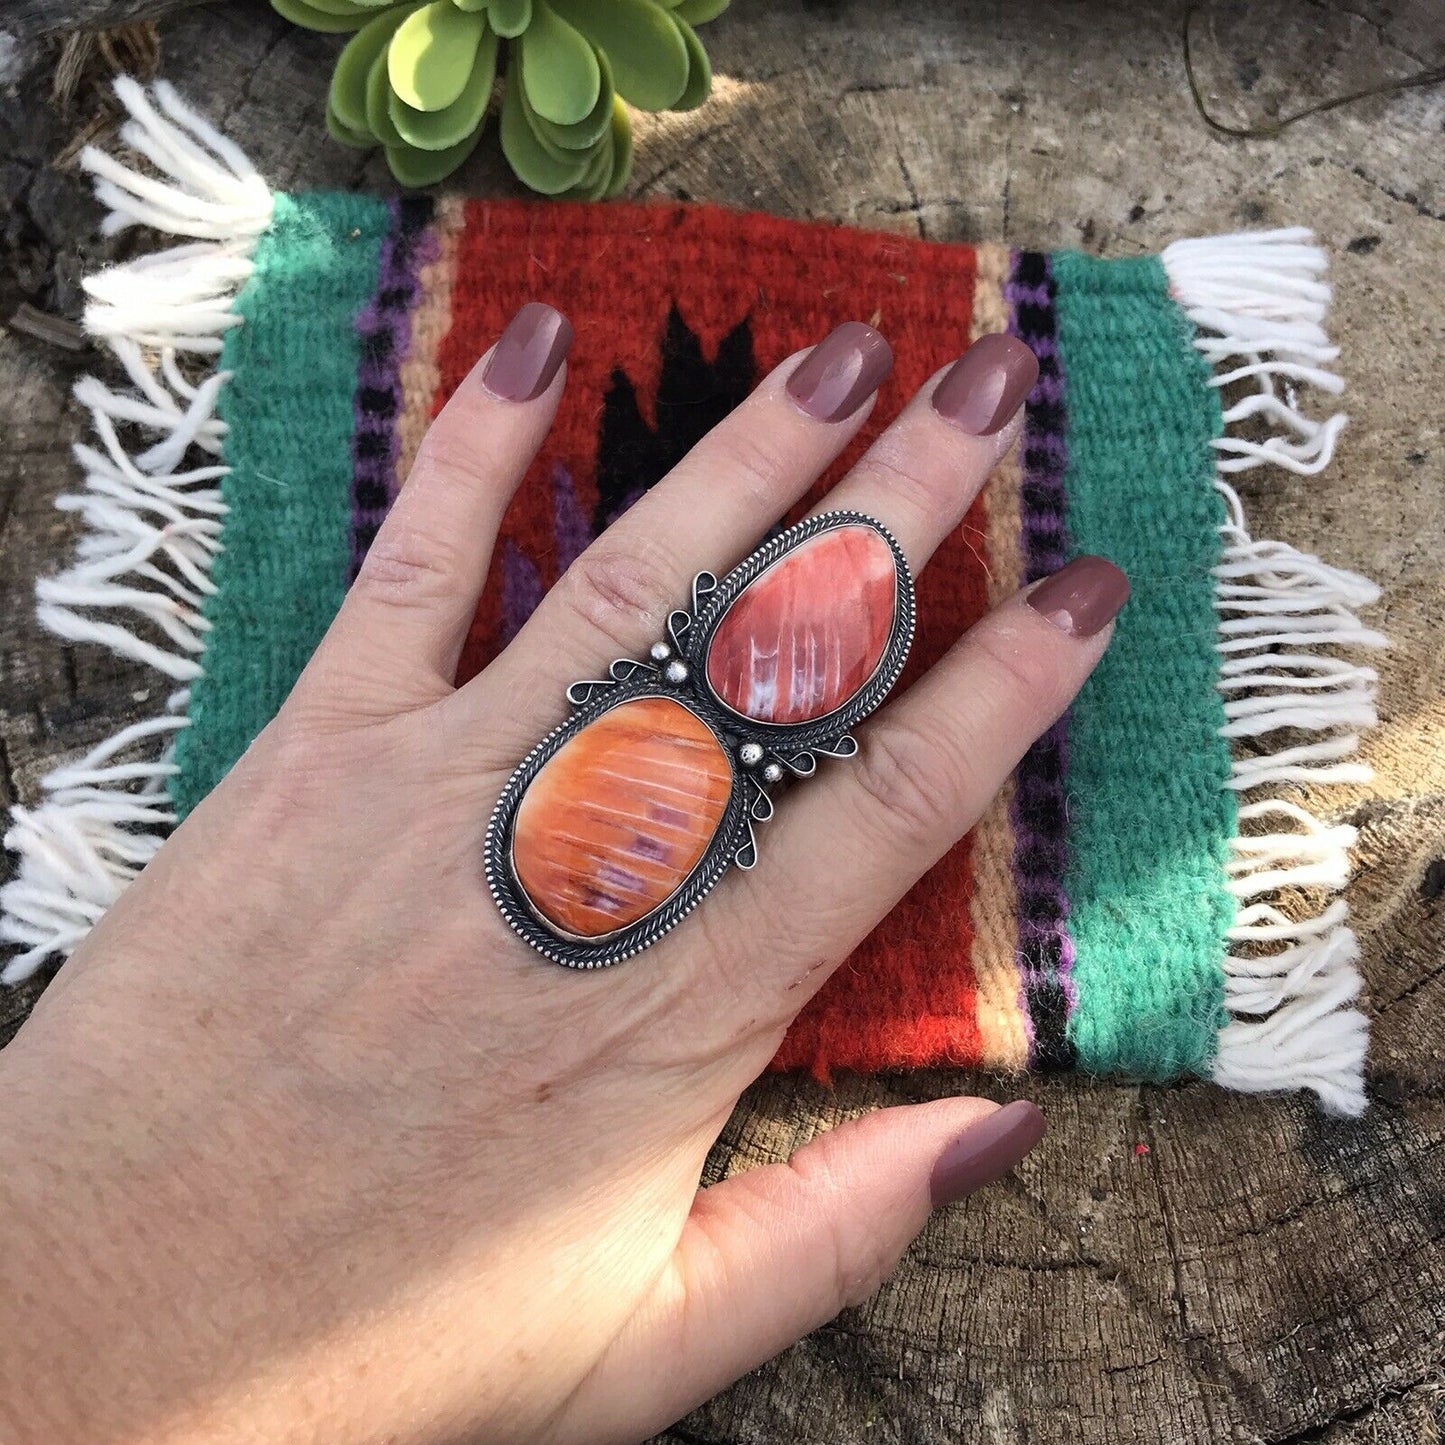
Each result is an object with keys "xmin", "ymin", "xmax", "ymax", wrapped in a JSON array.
[
  {"xmin": 638, "ymin": 124, "xmax": 734, "ymax": 194},
  {"xmin": 1349, "ymin": 164, "xmax": 1445, "ymax": 222},
  {"xmin": 1263, "ymin": 1364, "xmax": 1445, "ymax": 1444},
  {"xmin": 1374, "ymin": 955, "xmax": 1445, "ymax": 1016},
  {"xmin": 894, "ymin": 148, "xmax": 925, "ymax": 240}
]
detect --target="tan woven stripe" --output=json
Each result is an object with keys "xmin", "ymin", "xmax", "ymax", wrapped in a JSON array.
[
  {"xmin": 966, "ymin": 244, "xmax": 1029, "ymax": 1071},
  {"xmin": 396, "ymin": 195, "xmax": 466, "ymax": 492}
]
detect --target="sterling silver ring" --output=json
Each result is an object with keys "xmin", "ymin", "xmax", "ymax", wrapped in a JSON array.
[{"xmin": 485, "ymin": 511, "xmax": 916, "ymax": 967}]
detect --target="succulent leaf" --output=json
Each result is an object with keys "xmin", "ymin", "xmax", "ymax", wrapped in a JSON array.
[
  {"xmin": 502, "ymin": 55, "xmax": 593, "ymax": 191},
  {"xmin": 389, "ymin": 21, "xmax": 499, "ymax": 149},
  {"xmin": 286, "ymin": 0, "xmax": 725, "ymax": 194},
  {"xmin": 518, "ymin": 2, "xmax": 601, "ymax": 125},
  {"xmin": 486, "ymin": 0, "xmax": 534, "ymax": 36},
  {"xmin": 549, "ymin": 0, "xmax": 688, "ymax": 112},
  {"xmin": 326, "ymin": 99, "xmax": 378, "ymax": 147},
  {"xmin": 560, "ymin": 132, "xmax": 614, "ymax": 200},
  {"xmin": 669, "ymin": 14, "xmax": 710, "ymax": 110},
  {"xmin": 304, "ymin": 0, "xmax": 390, "ymax": 13},
  {"xmin": 386, "ymin": 126, "xmax": 485, "ymax": 186},
  {"xmin": 271, "ymin": 0, "xmax": 372, "ymax": 34},
  {"xmin": 529, "ymin": 46, "xmax": 614, "ymax": 151},
  {"xmin": 603, "ymin": 94, "xmax": 632, "ymax": 198},
  {"xmin": 365, "ymin": 49, "xmax": 409, "ymax": 146},
  {"xmin": 515, "ymin": 58, "xmax": 606, "ymax": 165},
  {"xmin": 672, "ymin": 0, "xmax": 728, "ymax": 22},
  {"xmin": 331, "ymin": 5, "xmax": 419, "ymax": 135},
  {"xmin": 389, "ymin": 1, "xmax": 488, "ymax": 111}
]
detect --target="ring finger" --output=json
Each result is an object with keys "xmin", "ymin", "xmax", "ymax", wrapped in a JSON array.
[{"xmin": 695, "ymin": 556, "xmax": 1128, "ymax": 1018}]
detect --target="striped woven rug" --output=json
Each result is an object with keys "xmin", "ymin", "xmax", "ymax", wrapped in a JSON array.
[{"xmin": 1, "ymin": 81, "xmax": 1386, "ymax": 1114}]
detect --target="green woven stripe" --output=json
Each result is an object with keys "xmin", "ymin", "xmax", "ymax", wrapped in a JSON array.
[
  {"xmin": 173, "ymin": 193, "xmax": 390, "ymax": 816},
  {"xmin": 1052, "ymin": 251, "xmax": 1235, "ymax": 1079}
]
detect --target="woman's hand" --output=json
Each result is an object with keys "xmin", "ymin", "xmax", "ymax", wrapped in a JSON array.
[{"xmin": 0, "ymin": 308, "xmax": 1124, "ymax": 1445}]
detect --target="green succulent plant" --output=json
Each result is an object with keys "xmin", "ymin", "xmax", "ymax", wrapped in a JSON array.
[{"xmin": 273, "ymin": 0, "xmax": 729, "ymax": 194}]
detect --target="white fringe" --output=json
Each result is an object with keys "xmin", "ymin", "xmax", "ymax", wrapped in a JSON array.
[
  {"xmin": 1164, "ymin": 228, "xmax": 1384, "ymax": 1117},
  {"xmin": 0, "ymin": 79, "xmax": 272, "ymax": 984},
  {"xmin": 1, "ymin": 707, "xmax": 187, "ymax": 985}
]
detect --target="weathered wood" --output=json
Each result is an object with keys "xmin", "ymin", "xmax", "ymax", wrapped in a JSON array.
[
  {"xmin": 0, "ymin": 0, "xmax": 203, "ymax": 40},
  {"xmin": 2, "ymin": 2, "xmax": 1443, "ymax": 1440}
]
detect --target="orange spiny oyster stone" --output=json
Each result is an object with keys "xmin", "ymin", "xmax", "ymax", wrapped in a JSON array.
[
  {"xmin": 512, "ymin": 696, "xmax": 733, "ymax": 939},
  {"xmin": 705, "ymin": 524, "xmax": 897, "ymax": 724}
]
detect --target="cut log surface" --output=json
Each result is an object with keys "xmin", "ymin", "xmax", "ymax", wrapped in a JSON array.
[{"xmin": 2, "ymin": 1, "xmax": 1443, "ymax": 1440}]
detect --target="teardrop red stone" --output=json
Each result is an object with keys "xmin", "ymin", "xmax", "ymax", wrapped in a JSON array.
[
  {"xmin": 512, "ymin": 697, "xmax": 732, "ymax": 940},
  {"xmin": 705, "ymin": 524, "xmax": 897, "ymax": 725}
]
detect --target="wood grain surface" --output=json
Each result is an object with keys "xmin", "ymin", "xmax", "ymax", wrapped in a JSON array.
[{"xmin": 2, "ymin": 2, "xmax": 1443, "ymax": 1440}]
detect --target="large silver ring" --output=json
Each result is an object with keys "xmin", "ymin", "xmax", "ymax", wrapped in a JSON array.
[{"xmin": 485, "ymin": 511, "xmax": 916, "ymax": 967}]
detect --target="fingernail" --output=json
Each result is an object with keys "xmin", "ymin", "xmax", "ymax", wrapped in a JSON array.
[
  {"xmin": 481, "ymin": 302, "xmax": 574, "ymax": 402},
  {"xmin": 786, "ymin": 321, "xmax": 894, "ymax": 423},
  {"xmin": 931, "ymin": 333, "xmax": 1039, "ymax": 435},
  {"xmin": 1027, "ymin": 556, "xmax": 1131, "ymax": 638},
  {"xmin": 929, "ymin": 1100, "xmax": 1047, "ymax": 1207}
]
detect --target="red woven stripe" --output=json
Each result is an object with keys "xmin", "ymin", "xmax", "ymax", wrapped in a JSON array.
[{"xmin": 429, "ymin": 200, "xmax": 988, "ymax": 1072}]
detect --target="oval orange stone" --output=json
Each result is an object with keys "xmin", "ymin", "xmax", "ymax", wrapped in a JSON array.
[
  {"xmin": 705, "ymin": 524, "xmax": 897, "ymax": 725},
  {"xmin": 512, "ymin": 696, "xmax": 732, "ymax": 940}
]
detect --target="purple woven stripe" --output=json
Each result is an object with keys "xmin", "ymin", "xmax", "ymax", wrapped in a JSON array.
[
  {"xmin": 1008, "ymin": 281, "xmax": 1052, "ymax": 304},
  {"xmin": 1005, "ymin": 251, "xmax": 1077, "ymax": 1071},
  {"xmin": 551, "ymin": 462, "xmax": 592, "ymax": 574},
  {"xmin": 349, "ymin": 196, "xmax": 438, "ymax": 580},
  {"xmin": 500, "ymin": 541, "xmax": 543, "ymax": 644}
]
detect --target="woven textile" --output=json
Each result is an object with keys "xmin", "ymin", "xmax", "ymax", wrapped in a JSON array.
[
  {"xmin": 172, "ymin": 194, "xmax": 1230, "ymax": 1078},
  {"xmin": 2, "ymin": 83, "xmax": 1384, "ymax": 1114}
]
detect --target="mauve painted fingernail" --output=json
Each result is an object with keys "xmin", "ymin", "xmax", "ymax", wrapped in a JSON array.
[
  {"xmin": 1027, "ymin": 556, "xmax": 1131, "ymax": 638},
  {"xmin": 786, "ymin": 321, "xmax": 894, "ymax": 422},
  {"xmin": 932, "ymin": 332, "xmax": 1039, "ymax": 435},
  {"xmin": 929, "ymin": 1100, "xmax": 1048, "ymax": 1207},
  {"xmin": 481, "ymin": 302, "xmax": 574, "ymax": 402}
]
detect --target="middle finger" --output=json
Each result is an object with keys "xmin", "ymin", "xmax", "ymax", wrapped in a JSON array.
[{"xmin": 818, "ymin": 331, "xmax": 1038, "ymax": 573}]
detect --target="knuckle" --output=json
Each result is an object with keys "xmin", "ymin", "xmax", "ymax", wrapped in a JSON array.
[
  {"xmin": 849, "ymin": 439, "xmax": 959, "ymax": 521},
  {"xmin": 709, "ymin": 427, "xmax": 795, "ymax": 510},
  {"xmin": 852, "ymin": 722, "xmax": 955, "ymax": 844},
  {"xmin": 412, "ymin": 424, "xmax": 493, "ymax": 492},
  {"xmin": 788, "ymin": 1141, "xmax": 901, "ymax": 1310},
  {"xmin": 725, "ymin": 871, "xmax": 837, "ymax": 981},
  {"xmin": 558, "ymin": 539, "xmax": 681, "ymax": 653},
  {"xmin": 355, "ymin": 525, "xmax": 463, "ymax": 611},
  {"xmin": 969, "ymin": 620, "xmax": 1062, "ymax": 714},
  {"xmin": 678, "ymin": 890, "xmax": 808, "ymax": 1029}
]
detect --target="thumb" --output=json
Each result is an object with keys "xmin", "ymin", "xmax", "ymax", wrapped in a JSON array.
[{"xmin": 557, "ymin": 1098, "xmax": 1046, "ymax": 1445}]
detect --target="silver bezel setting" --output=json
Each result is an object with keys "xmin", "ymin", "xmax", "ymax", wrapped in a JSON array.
[
  {"xmin": 683, "ymin": 511, "xmax": 916, "ymax": 755},
  {"xmin": 484, "ymin": 511, "xmax": 916, "ymax": 968}
]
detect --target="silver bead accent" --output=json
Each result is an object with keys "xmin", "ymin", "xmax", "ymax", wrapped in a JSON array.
[
  {"xmin": 762, "ymin": 762, "xmax": 784, "ymax": 784},
  {"xmin": 739, "ymin": 741, "xmax": 765, "ymax": 767},
  {"xmin": 649, "ymin": 640, "xmax": 673, "ymax": 663},
  {"xmin": 664, "ymin": 658, "xmax": 690, "ymax": 685}
]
